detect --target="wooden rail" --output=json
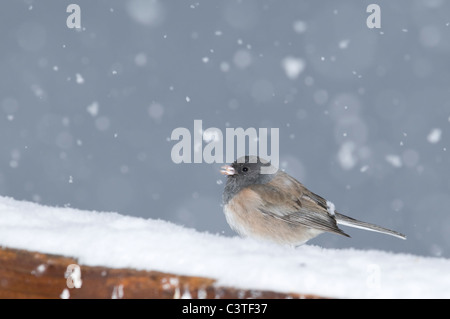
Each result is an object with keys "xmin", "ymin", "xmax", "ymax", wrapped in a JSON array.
[{"xmin": 0, "ymin": 247, "xmax": 325, "ymax": 299}]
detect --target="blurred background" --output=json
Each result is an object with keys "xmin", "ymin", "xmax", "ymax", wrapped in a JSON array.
[{"xmin": 0, "ymin": 0, "xmax": 449, "ymax": 257}]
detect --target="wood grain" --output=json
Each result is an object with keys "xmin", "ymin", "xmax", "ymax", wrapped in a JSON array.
[{"xmin": 0, "ymin": 247, "xmax": 325, "ymax": 299}]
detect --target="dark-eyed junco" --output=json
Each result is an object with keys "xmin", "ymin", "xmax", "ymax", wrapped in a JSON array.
[{"xmin": 220, "ymin": 156, "xmax": 406, "ymax": 245}]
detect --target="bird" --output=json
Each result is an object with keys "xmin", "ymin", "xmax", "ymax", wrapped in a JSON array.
[{"xmin": 220, "ymin": 155, "xmax": 406, "ymax": 245}]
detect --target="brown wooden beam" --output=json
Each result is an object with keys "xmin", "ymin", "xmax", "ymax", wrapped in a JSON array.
[{"xmin": 0, "ymin": 247, "xmax": 326, "ymax": 299}]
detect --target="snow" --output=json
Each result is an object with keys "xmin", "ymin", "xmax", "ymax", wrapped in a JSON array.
[
  {"xmin": 337, "ymin": 141, "xmax": 357, "ymax": 170},
  {"xmin": 134, "ymin": 53, "xmax": 147, "ymax": 66},
  {"xmin": 219, "ymin": 62, "xmax": 230, "ymax": 72},
  {"xmin": 385, "ymin": 154, "xmax": 403, "ymax": 168},
  {"xmin": 31, "ymin": 264, "xmax": 47, "ymax": 276},
  {"xmin": 326, "ymin": 200, "xmax": 336, "ymax": 216},
  {"xmin": 36, "ymin": 264, "xmax": 46, "ymax": 273},
  {"xmin": 233, "ymin": 50, "xmax": 252, "ymax": 69},
  {"xmin": 281, "ymin": 57, "xmax": 305, "ymax": 80},
  {"xmin": 427, "ymin": 128, "xmax": 442, "ymax": 144},
  {"xmin": 75, "ymin": 73, "xmax": 84, "ymax": 84},
  {"xmin": 1, "ymin": 196, "xmax": 449, "ymax": 299},
  {"xmin": 125, "ymin": 0, "xmax": 165, "ymax": 27},
  {"xmin": 292, "ymin": 20, "xmax": 307, "ymax": 34},
  {"xmin": 86, "ymin": 101, "xmax": 99, "ymax": 117},
  {"xmin": 338, "ymin": 39, "xmax": 350, "ymax": 49}
]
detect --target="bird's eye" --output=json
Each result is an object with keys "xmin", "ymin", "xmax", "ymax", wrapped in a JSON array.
[{"xmin": 242, "ymin": 167, "xmax": 248, "ymax": 172}]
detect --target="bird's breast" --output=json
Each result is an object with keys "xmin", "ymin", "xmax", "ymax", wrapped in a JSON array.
[{"xmin": 222, "ymin": 188, "xmax": 323, "ymax": 245}]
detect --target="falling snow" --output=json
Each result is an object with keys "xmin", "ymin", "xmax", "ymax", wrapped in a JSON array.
[
  {"xmin": 75, "ymin": 73, "xmax": 84, "ymax": 84},
  {"xmin": 0, "ymin": 1, "xmax": 449, "ymax": 264},
  {"xmin": 385, "ymin": 155, "xmax": 403, "ymax": 168},
  {"xmin": 281, "ymin": 56, "xmax": 305, "ymax": 80},
  {"xmin": 86, "ymin": 101, "xmax": 99, "ymax": 117},
  {"xmin": 292, "ymin": 20, "xmax": 307, "ymax": 34},
  {"xmin": 427, "ymin": 128, "xmax": 442, "ymax": 144}
]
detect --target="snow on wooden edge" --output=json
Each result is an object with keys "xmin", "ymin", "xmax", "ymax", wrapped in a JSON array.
[{"xmin": 0, "ymin": 196, "xmax": 449, "ymax": 298}]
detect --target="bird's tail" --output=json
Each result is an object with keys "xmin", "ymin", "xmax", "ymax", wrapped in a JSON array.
[{"xmin": 335, "ymin": 212, "xmax": 406, "ymax": 240}]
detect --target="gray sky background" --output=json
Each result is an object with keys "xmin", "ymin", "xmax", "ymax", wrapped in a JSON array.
[{"xmin": 1, "ymin": 0, "xmax": 449, "ymax": 258}]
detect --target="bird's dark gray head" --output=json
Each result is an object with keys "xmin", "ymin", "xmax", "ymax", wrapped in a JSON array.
[{"xmin": 220, "ymin": 156, "xmax": 277, "ymax": 204}]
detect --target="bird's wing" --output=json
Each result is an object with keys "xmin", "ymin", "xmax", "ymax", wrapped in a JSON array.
[{"xmin": 247, "ymin": 172, "xmax": 349, "ymax": 237}]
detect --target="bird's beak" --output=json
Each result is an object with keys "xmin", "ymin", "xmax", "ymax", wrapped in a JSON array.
[{"xmin": 220, "ymin": 165, "xmax": 235, "ymax": 176}]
